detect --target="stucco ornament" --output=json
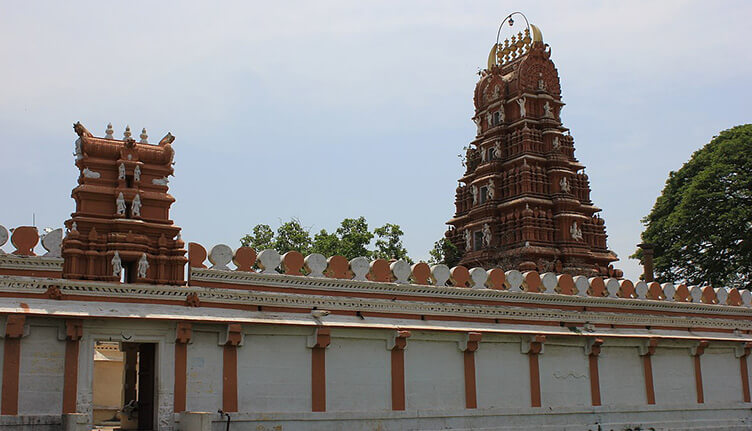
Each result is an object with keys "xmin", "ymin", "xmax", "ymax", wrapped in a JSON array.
[
  {"xmin": 552, "ymin": 135, "xmax": 560, "ymax": 149},
  {"xmin": 116, "ymin": 193, "xmax": 126, "ymax": 216},
  {"xmin": 133, "ymin": 165, "xmax": 141, "ymax": 182},
  {"xmin": 543, "ymin": 101, "xmax": 553, "ymax": 118},
  {"xmin": 463, "ymin": 229, "xmax": 472, "ymax": 251},
  {"xmin": 105, "ymin": 123, "xmax": 114, "ymax": 139},
  {"xmin": 74, "ymin": 138, "xmax": 83, "ymax": 161},
  {"xmin": 487, "ymin": 179, "xmax": 495, "ymax": 200},
  {"xmin": 559, "ymin": 177, "xmax": 570, "ymax": 193},
  {"xmin": 82, "ymin": 168, "xmax": 101, "ymax": 179},
  {"xmin": 111, "ymin": 251, "xmax": 122, "ymax": 278},
  {"xmin": 570, "ymin": 221, "xmax": 583, "ymax": 241},
  {"xmin": 209, "ymin": 244, "xmax": 234, "ymax": 270},
  {"xmin": 492, "ymin": 85, "xmax": 500, "ymax": 99},
  {"xmin": 118, "ymin": 163, "xmax": 126, "ymax": 180},
  {"xmin": 480, "ymin": 146, "xmax": 487, "ymax": 162},
  {"xmin": 486, "ymin": 112, "xmax": 493, "ymax": 129},
  {"xmin": 498, "ymin": 107, "xmax": 505, "ymax": 122},
  {"xmin": 132, "ymin": 194, "xmax": 142, "ymax": 217},
  {"xmin": 482, "ymin": 223, "xmax": 492, "ymax": 247},
  {"xmin": 137, "ymin": 253, "xmax": 149, "ymax": 278},
  {"xmin": 493, "ymin": 141, "xmax": 502, "ymax": 159},
  {"xmin": 471, "ymin": 185, "xmax": 478, "ymax": 205},
  {"xmin": 473, "ymin": 116, "xmax": 481, "ymax": 135},
  {"xmin": 152, "ymin": 176, "xmax": 169, "ymax": 186},
  {"xmin": 517, "ymin": 97, "xmax": 527, "ymax": 117},
  {"xmin": 0, "ymin": 224, "xmax": 8, "ymax": 253},
  {"xmin": 41, "ymin": 228, "xmax": 62, "ymax": 257}
]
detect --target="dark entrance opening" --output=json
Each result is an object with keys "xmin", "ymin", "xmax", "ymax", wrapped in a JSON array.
[{"xmin": 121, "ymin": 342, "xmax": 157, "ymax": 431}]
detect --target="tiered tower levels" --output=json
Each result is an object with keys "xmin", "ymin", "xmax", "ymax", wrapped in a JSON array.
[
  {"xmin": 61, "ymin": 123, "xmax": 186, "ymax": 284},
  {"xmin": 447, "ymin": 27, "xmax": 617, "ymax": 276}
]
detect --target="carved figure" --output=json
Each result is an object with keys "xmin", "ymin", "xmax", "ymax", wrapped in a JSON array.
[
  {"xmin": 463, "ymin": 230, "xmax": 472, "ymax": 251},
  {"xmin": 538, "ymin": 78, "xmax": 546, "ymax": 90},
  {"xmin": 137, "ymin": 253, "xmax": 149, "ymax": 278},
  {"xmin": 134, "ymin": 165, "xmax": 141, "ymax": 182},
  {"xmin": 492, "ymin": 85, "xmax": 500, "ymax": 99},
  {"xmin": 480, "ymin": 146, "xmax": 487, "ymax": 162},
  {"xmin": 570, "ymin": 222, "xmax": 583, "ymax": 241},
  {"xmin": 552, "ymin": 136, "xmax": 560, "ymax": 149},
  {"xmin": 498, "ymin": 107, "xmax": 505, "ymax": 122},
  {"xmin": 473, "ymin": 117, "xmax": 481, "ymax": 135},
  {"xmin": 111, "ymin": 251, "xmax": 122, "ymax": 278},
  {"xmin": 158, "ymin": 132, "xmax": 175, "ymax": 146},
  {"xmin": 116, "ymin": 192, "xmax": 126, "ymax": 216},
  {"xmin": 488, "ymin": 179, "xmax": 495, "ymax": 199},
  {"xmin": 493, "ymin": 141, "xmax": 502, "ymax": 159},
  {"xmin": 482, "ymin": 223, "xmax": 492, "ymax": 247},
  {"xmin": 471, "ymin": 185, "xmax": 478, "ymax": 205},
  {"xmin": 105, "ymin": 123, "xmax": 114, "ymax": 139},
  {"xmin": 152, "ymin": 177, "xmax": 169, "ymax": 186},
  {"xmin": 132, "ymin": 194, "xmax": 142, "ymax": 217},
  {"xmin": 543, "ymin": 101, "xmax": 553, "ymax": 118},
  {"xmin": 73, "ymin": 122, "xmax": 93, "ymax": 137},
  {"xmin": 118, "ymin": 163, "xmax": 126, "ymax": 180},
  {"xmin": 560, "ymin": 176, "xmax": 570, "ymax": 193},
  {"xmin": 82, "ymin": 168, "xmax": 100, "ymax": 179},
  {"xmin": 74, "ymin": 138, "xmax": 83, "ymax": 161},
  {"xmin": 486, "ymin": 112, "xmax": 493, "ymax": 128},
  {"xmin": 517, "ymin": 97, "xmax": 527, "ymax": 117}
]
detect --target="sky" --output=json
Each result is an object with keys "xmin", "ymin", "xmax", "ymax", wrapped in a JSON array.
[{"xmin": 0, "ymin": 1, "xmax": 750, "ymax": 281}]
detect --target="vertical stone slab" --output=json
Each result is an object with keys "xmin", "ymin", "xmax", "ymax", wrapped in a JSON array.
[
  {"xmin": 1, "ymin": 314, "xmax": 25, "ymax": 415},
  {"xmin": 63, "ymin": 320, "xmax": 83, "ymax": 414}
]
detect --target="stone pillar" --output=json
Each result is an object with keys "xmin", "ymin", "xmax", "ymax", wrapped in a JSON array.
[
  {"xmin": 1, "ymin": 315, "xmax": 26, "ymax": 415},
  {"xmin": 307, "ymin": 327, "xmax": 331, "ymax": 412},
  {"xmin": 691, "ymin": 340, "xmax": 709, "ymax": 404},
  {"xmin": 638, "ymin": 243, "xmax": 655, "ymax": 282},
  {"xmin": 522, "ymin": 335, "xmax": 546, "ymax": 407},
  {"xmin": 586, "ymin": 338, "xmax": 604, "ymax": 407},
  {"xmin": 63, "ymin": 319, "xmax": 83, "ymax": 414},
  {"xmin": 460, "ymin": 332, "xmax": 482, "ymax": 409},
  {"xmin": 388, "ymin": 330, "xmax": 411, "ymax": 411},
  {"xmin": 174, "ymin": 322, "xmax": 192, "ymax": 413},
  {"xmin": 639, "ymin": 338, "xmax": 658, "ymax": 405},
  {"xmin": 222, "ymin": 324, "xmax": 242, "ymax": 413}
]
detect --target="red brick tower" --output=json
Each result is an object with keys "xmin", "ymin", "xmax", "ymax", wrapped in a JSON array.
[
  {"xmin": 446, "ymin": 22, "xmax": 618, "ymax": 276},
  {"xmin": 62, "ymin": 122, "xmax": 187, "ymax": 284}
]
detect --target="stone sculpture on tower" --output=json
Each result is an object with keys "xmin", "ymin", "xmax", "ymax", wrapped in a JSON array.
[
  {"xmin": 62, "ymin": 122, "xmax": 187, "ymax": 284},
  {"xmin": 446, "ymin": 23, "xmax": 618, "ymax": 276}
]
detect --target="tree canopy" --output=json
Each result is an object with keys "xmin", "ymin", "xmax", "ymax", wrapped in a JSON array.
[
  {"xmin": 240, "ymin": 217, "xmax": 413, "ymax": 262},
  {"xmin": 634, "ymin": 124, "xmax": 752, "ymax": 289},
  {"xmin": 428, "ymin": 237, "xmax": 461, "ymax": 267}
]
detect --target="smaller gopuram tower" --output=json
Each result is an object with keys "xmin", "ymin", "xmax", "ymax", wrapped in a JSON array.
[
  {"xmin": 62, "ymin": 122, "xmax": 187, "ymax": 284},
  {"xmin": 446, "ymin": 18, "xmax": 618, "ymax": 276}
]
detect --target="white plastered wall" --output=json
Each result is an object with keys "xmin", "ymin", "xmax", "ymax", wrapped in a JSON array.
[
  {"xmin": 702, "ymin": 347, "xmax": 743, "ymax": 404},
  {"xmin": 599, "ymin": 344, "xmax": 646, "ymax": 406},
  {"xmin": 18, "ymin": 324, "xmax": 65, "ymax": 414},
  {"xmin": 539, "ymin": 343, "xmax": 590, "ymax": 407},
  {"xmin": 652, "ymin": 344, "xmax": 696, "ymax": 405},
  {"xmin": 186, "ymin": 331, "xmax": 222, "ymax": 412},
  {"xmin": 237, "ymin": 328, "xmax": 311, "ymax": 412},
  {"xmin": 326, "ymin": 329, "xmax": 390, "ymax": 412},
  {"xmin": 405, "ymin": 333, "xmax": 465, "ymax": 410},
  {"xmin": 475, "ymin": 335, "xmax": 530, "ymax": 409}
]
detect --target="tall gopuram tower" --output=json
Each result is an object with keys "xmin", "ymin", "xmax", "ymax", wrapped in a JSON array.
[
  {"xmin": 446, "ymin": 20, "xmax": 618, "ymax": 277},
  {"xmin": 61, "ymin": 122, "xmax": 187, "ymax": 284}
]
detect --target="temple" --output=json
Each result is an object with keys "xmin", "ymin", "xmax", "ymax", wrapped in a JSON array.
[
  {"xmin": 63, "ymin": 123, "xmax": 186, "ymax": 285},
  {"xmin": 0, "ymin": 16, "xmax": 750, "ymax": 431},
  {"xmin": 446, "ymin": 25, "xmax": 619, "ymax": 276}
]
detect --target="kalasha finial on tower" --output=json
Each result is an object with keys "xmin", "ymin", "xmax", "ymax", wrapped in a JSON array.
[{"xmin": 487, "ymin": 12, "xmax": 543, "ymax": 69}]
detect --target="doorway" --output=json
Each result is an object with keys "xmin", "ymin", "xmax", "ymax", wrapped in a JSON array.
[{"xmin": 92, "ymin": 342, "xmax": 157, "ymax": 431}]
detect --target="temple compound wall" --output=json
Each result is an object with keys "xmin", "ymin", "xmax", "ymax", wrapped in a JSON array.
[{"xmin": 1, "ymin": 231, "xmax": 752, "ymax": 430}]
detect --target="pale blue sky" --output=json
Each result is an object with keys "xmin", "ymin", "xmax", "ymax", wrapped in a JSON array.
[{"xmin": 1, "ymin": 1, "xmax": 750, "ymax": 281}]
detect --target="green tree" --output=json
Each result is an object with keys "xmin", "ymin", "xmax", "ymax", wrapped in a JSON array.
[
  {"xmin": 373, "ymin": 223, "xmax": 411, "ymax": 262},
  {"xmin": 633, "ymin": 125, "xmax": 752, "ymax": 289},
  {"xmin": 240, "ymin": 224, "xmax": 274, "ymax": 250},
  {"xmin": 274, "ymin": 218, "xmax": 312, "ymax": 254},
  {"xmin": 311, "ymin": 229, "xmax": 340, "ymax": 257},
  {"xmin": 335, "ymin": 217, "xmax": 374, "ymax": 259},
  {"xmin": 429, "ymin": 237, "xmax": 461, "ymax": 267}
]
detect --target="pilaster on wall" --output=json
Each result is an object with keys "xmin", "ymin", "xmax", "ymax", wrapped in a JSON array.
[
  {"xmin": 585, "ymin": 337, "xmax": 604, "ymax": 407},
  {"xmin": 690, "ymin": 340, "xmax": 709, "ymax": 404},
  {"xmin": 174, "ymin": 322, "xmax": 192, "ymax": 413},
  {"xmin": 307, "ymin": 327, "xmax": 330, "ymax": 412},
  {"xmin": 387, "ymin": 330, "xmax": 411, "ymax": 411},
  {"xmin": 521, "ymin": 335, "xmax": 546, "ymax": 407},
  {"xmin": 1, "ymin": 314, "xmax": 26, "ymax": 415},
  {"xmin": 62, "ymin": 319, "xmax": 83, "ymax": 414},
  {"xmin": 222, "ymin": 324, "xmax": 242, "ymax": 413},
  {"xmin": 459, "ymin": 332, "xmax": 482, "ymax": 409},
  {"xmin": 639, "ymin": 338, "xmax": 659, "ymax": 405},
  {"xmin": 735, "ymin": 342, "xmax": 752, "ymax": 403}
]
